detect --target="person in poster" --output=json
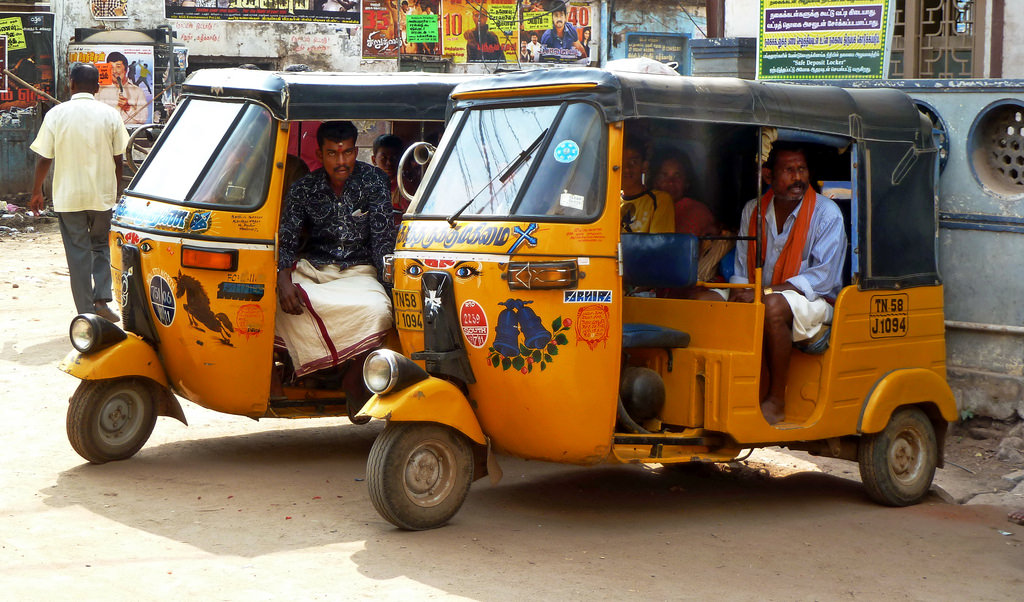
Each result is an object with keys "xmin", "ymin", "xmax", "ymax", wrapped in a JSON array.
[
  {"xmin": 362, "ymin": 0, "xmax": 401, "ymax": 59},
  {"xmin": 95, "ymin": 52, "xmax": 149, "ymax": 124},
  {"xmin": 464, "ymin": 6, "xmax": 505, "ymax": 62},
  {"xmin": 538, "ymin": 2, "xmax": 587, "ymax": 64}
]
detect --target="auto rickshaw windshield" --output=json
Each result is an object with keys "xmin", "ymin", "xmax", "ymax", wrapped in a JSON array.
[
  {"xmin": 416, "ymin": 101, "xmax": 605, "ymax": 220},
  {"xmin": 131, "ymin": 98, "xmax": 275, "ymax": 209}
]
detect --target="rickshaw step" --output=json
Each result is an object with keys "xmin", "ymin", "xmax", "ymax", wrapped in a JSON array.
[
  {"xmin": 270, "ymin": 397, "xmax": 346, "ymax": 409},
  {"xmin": 613, "ymin": 434, "xmax": 721, "ymax": 447}
]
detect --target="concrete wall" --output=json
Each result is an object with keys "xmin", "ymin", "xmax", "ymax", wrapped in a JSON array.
[
  {"xmin": 723, "ymin": 0, "xmax": 757, "ymax": 38},
  {"xmin": 1004, "ymin": 3, "xmax": 1024, "ymax": 77},
  {"xmin": 605, "ymin": 0, "xmax": 706, "ymax": 69}
]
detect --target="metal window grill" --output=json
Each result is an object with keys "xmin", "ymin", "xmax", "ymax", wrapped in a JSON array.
[{"xmin": 889, "ymin": 0, "xmax": 982, "ymax": 79}]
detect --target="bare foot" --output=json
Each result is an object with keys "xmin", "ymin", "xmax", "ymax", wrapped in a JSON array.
[
  {"xmin": 760, "ymin": 398, "xmax": 785, "ymax": 425},
  {"xmin": 1009, "ymin": 509, "xmax": 1024, "ymax": 525}
]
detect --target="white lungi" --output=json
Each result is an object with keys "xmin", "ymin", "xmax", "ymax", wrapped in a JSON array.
[{"xmin": 275, "ymin": 260, "xmax": 393, "ymax": 377}]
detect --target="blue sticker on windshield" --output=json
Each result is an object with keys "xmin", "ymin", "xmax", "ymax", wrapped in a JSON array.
[{"xmin": 553, "ymin": 140, "xmax": 580, "ymax": 163}]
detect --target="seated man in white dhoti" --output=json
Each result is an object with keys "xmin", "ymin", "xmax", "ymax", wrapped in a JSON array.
[{"xmin": 275, "ymin": 121, "xmax": 396, "ymax": 416}]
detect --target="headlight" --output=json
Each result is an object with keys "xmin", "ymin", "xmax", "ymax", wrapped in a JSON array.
[
  {"xmin": 362, "ymin": 349, "xmax": 429, "ymax": 395},
  {"xmin": 70, "ymin": 316, "xmax": 97, "ymax": 353},
  {"xmin": 69, "ymin": 314, "xmax": 127, "ymax": 354}
]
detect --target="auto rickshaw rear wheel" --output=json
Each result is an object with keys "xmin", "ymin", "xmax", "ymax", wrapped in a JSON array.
[
  {"xmin": 367, "ymin": 422, "xmax": 474, "ymax": 530},
  {"xmin": 857, "ymin": 407, "xmax": 938, "ymax": 506},
  {"xmin": 67, "ymin": 378, "xmax": 158, "ymax": 464}
]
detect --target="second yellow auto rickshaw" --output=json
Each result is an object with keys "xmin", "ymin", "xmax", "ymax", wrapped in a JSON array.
[
  {"xmin": 59, "ymin": 68, "xmax": 475, "ymax": 464},
  {"xmin": 357, "ymin": 67, "xmax": 957, "ymax": 529}
]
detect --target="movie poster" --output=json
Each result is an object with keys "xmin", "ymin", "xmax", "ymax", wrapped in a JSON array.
[
  {"xmin": 165, "ymin": 0, "xmax": 360, "ymax": 25},
  {"xmin": 0, "ymin": 37, "xmax": 7, "ymax": 93},
  {"xmin": 521, "ymin": 0, "xmax": 591, "ymax": 65},
  {"xmin": 399, "ymin": 0, "xmax": 442, "ymax": 57},
  {"xmin": 0, "ymin": 13, "xmax": 55, "ymax": 115},
  {"xmin": 443, "ymin": 0, "xmax": 516, "ymax": 64},
  {"xmin": 67, "ymin": 43, "xmax": 155, "ymax": 125},
  {"xmin": 362, "ymin": 0, "xmax": 401, "ymax": 58}
]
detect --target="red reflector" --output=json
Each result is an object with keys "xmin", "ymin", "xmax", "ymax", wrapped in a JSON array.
[{"xmin": 181, "ymin": 247, "xmax": 236, "ymax": 270}]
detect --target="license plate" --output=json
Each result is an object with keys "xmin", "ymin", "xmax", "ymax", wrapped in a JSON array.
[
  {"xmin": 393, "ymin": 289, "xmax": 423, "ymax": 331},
  {"xmin": 869, "ymin": 293, "xmax": 908, "ymax": 338}
]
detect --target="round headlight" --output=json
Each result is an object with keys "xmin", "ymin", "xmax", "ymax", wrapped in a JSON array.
[
  {"xmin": 70, "ymin": 316, "xmax": 98, "ymax": 353},
  {"xmin": 363, "ymin": 350, "xmax": 398, "ymax": 394}
]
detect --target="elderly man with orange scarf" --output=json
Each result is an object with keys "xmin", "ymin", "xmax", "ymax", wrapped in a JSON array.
[{"xmin": 725, "ymin": 142, "xmax": 846, "ymax": 425}]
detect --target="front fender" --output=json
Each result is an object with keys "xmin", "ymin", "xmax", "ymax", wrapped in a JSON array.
[
  {"xmin": 858, "ymin": 368, "xmax": 958, "ymax": 433},
  {"xmin": 357, "ymin": 376, "xmax": 486, "ymax": 445},
  {"xmin": 59, "ymin": 334, "xmax": 169, "ymax": 388}
]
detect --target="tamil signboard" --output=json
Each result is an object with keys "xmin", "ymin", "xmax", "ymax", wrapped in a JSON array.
[{"xmin": 757, "ymin": 0, "xmax": 894, "ymax": 80}]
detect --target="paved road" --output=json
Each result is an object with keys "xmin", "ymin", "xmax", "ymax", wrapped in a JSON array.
[{"xmin": 1, "ymin": 230, "xmax": 1021, "ymax": 600}]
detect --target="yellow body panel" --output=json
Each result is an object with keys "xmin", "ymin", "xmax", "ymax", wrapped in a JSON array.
[
  {"xmin": 859, "ymin": 369, "xmax": 958, "ymax": 432},
  {"xmin": 106, "ymin": 121, "xmax": 291, "ymax": 418},
  {"xmin": 357, "ymin": 376, "xmax": 486, "ymax": 445},
  {"xmin": 59, "ymin": 334, "xmax": 168, "ymax": 386}
]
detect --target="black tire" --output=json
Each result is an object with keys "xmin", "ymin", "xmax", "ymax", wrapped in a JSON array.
[
  {"xmin": 367, "ymin": 423, "xmax": 474, "ymax": 530},
  {"xmin": 67, "ymin": 379, "xmax": 158, "ymax": 464},
  {"xmin": 858, "ymin": 407, "xmax": 938, "ymax": 506}
]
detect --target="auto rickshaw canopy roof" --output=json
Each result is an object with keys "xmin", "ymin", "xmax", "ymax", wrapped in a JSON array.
[
  {"xmin": 450, "ymin": 68, "xmax": 940, "ymax": 290},
  {"xmin": 181, "ymin": 69, "xmax": 478, "ymax": 122}
]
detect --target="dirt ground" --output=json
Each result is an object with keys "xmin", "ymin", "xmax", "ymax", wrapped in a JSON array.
[{"xmin": 1, "ymin": 222, "xmax": 1022, "ymax": 600}]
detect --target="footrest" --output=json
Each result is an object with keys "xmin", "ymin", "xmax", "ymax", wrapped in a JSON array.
[{"xmin": 622, "ymin": 323, "xmax": 690, "ymax": 349}]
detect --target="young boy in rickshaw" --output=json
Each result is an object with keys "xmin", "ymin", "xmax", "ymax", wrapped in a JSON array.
[
  {"xmin": 702, "ymin": 141, "xmax": 846, "ymax": 425},
  {"xmin": 620, "ymin": 137, "xmax": 675, "ymax": 234},
  {"xmin": 274, "ymin": 121, "xmax": 397, "ymax": 417}
]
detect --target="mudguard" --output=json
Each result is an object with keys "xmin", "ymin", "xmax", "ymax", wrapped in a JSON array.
[
  {"xmin": 357, "ymin": 376, "xmax": 486, "ymax": 445},
  {"xmin": 59, "ymin": 334, "xmax": 169, "ymax": 386},
  {"xmin": 858, "ymin": 368, "xmax": 958, "ymax": 433}
]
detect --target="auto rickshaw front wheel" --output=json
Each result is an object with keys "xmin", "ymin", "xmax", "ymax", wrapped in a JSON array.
[
  {"xmin": 367, "ymin": 423, "xmax": 474, "ymax": 530},
  {"xmin": 67, "ymin": 378, "xmax": 158, "ymax": 464},
  {"xmin": 858, "ymin": 407, "xmax": 938, "ymax": 506}
]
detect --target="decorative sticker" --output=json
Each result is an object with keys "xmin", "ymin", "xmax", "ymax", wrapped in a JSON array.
[
  {"xmin": 559, "ymin": 192, "xmax": 585, "ymax": 210},
  {"xmin": 123, "ymin": 231, "xmax": 141, "ymax": 245},
  {"xmin": 869, "ymin": 293, "xmax": 908, "ymax": 339},
  {"xmin": 397, "ymin": 222, "xmax": 544, "ymax": 254},
  {"xmin": 564, "ymin": 290, "xmax": 612, "ymax": 304},
  {"xmin": 172, "ymin": 270, "xmax": 234, "ymax": 345},
  {"xmin": 149, "ymin": 273, "xmax": 176, "ymax": 327},
  {"xmin": 575, "ymin": 304, "xmax": 611, "ymax": 350},
  {"xmin": 553, "ymin": 140, "xmax": 580, "ymax": 163},
  {"xmin": 235, "ymin": 304, "xmax": 265, "ymax": 340},
  {"xmin": 487, "ymin": 298, "xmax": 571, "ymax": 374},
  {"xmin": 507, "ymin": 223, "xmax": 539, "ymax": 255},
  {"xmin": 459, "ymin": 299, "xmax": 489, "ymax": 349},
  {"xmin": 217, "ymin": 282, "xmax": 265, "ymax": 301},
  {"xmin": 114, "ymin": 202, "xmax": 212, "ymax": 234}
]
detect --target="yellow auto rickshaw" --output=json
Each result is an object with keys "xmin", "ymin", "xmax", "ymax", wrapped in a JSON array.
[
  {"xmin": 60, "ymin": 68, "xmax": 475, "ymax": 464},
  {"xmin": 357, "ymin": 67, "xmax": 958, "ymax": 529}
]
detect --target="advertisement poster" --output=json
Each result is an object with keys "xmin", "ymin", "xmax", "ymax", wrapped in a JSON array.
[
  {"xmin": 68, "ymin": 43, "xmax": 155, "ymax": 125},
  {"xmin": 165, "ymin": 0, "xmax": 360, "ymax": 25},
  {"xmin": 0, "ymin": 13, "xmax": 55, "ymax": 115},
  {"xmin": 520, "ymin": 0, "xmax": 591, "ymax": 65},
  {"xmin": 443, "ymin": 0, "xmax": 516, "ymax": 64},
  {"xmin": 400, "ymin": 0, "xmax": 441, "ymax": 57},
  {"xmin": 757, "ymin": 0, "xmax": 894, "ymax": 79},
  {"xmin": 90, "ymin": 0, "xmax": 129, "ymax": 20},
  {"xmin": 362, "ymin": 0, "xmax": 401, "ymax": 58}
]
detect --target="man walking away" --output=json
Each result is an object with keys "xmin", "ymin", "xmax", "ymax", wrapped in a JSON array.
[{"xmin": 30, "ymin": 63, "xmax": 129, "ymax": 323}]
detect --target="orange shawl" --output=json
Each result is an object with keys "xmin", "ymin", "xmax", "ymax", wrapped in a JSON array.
[{"xmin": 748, "ymin": 187, "xmax": 816, "ymax": 285}]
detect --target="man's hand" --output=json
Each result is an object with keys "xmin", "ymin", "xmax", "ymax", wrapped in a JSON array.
[
  {"xmin": 118, "ymin": 94, "xmax": 131, "ymax": 113},
  {"xmin": 29, "ymin": 192, "xmax": 46, "ymax": 215},
  {"xmin": 277, "ymin": 269, "xmax": 304, "ymax": 315},
  {"xmin": 731, "ymin": 288, "xmax": 755, "ymax": 304}
]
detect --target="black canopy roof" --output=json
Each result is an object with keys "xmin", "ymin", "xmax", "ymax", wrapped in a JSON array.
[
  {"xmin": 181, "ymin": 69, "xmax": 478, "ymax": 122},
  {"xmin": 452, "ymin": 68, "xmax": 932, "ymax": 146}
]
